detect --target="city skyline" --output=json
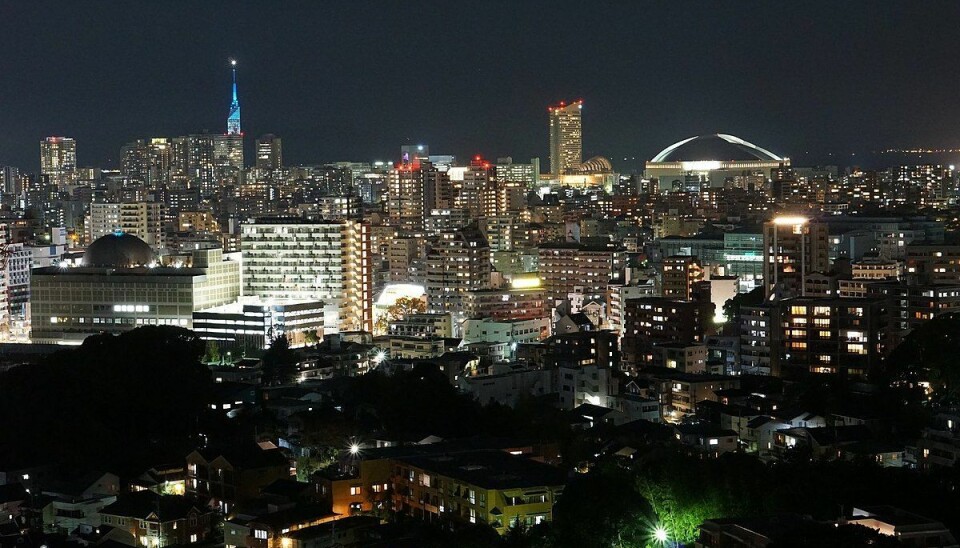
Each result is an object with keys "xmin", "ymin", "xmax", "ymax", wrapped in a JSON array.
[{"xmin": 3, "ymin": 2, "xmax": 960, "ymax": 171}]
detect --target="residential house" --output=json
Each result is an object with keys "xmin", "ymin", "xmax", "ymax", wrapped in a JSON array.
[
  {"xmin": 225, "ymin": 505, "xmax": 338, "ymax": 548},
  {"xmin": 41, "ymin": 471, "xmax": 120, "ymax": 534},
  {"xmin": 673, "ymin": 424, "xmax": 738, "ymax": 457},
  {"xmin": 185, "ymin": 445, "xmax": 290, "ymax": 514},
  {"xmin": 99, "ymin": 491, "xmax": 214, "ymax": 547}
]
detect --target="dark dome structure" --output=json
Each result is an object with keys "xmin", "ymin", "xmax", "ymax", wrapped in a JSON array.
[
  {"xmin": 651, "ymin": 134, "xmax": 783, "ymax": 163},
  {"xmin": 82, "ymin": 232, "xmax": 155, "ymax": 267}
]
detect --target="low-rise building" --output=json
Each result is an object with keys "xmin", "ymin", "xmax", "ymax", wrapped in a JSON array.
[
  {"xmin": 185, "ymin": 445, "xmax": 290, "ymax": 514},
  {"xmin": 390, "ymin": 450, "xmax": 565, "ymax": 534},
  {"xmin": 31, "ymin": 235, "xmax": 240, "ymax": 344},
  {"xmin": 673, "ymin": 424, "xmax": 738, "ymax": 456},
  {"xmin": 652, "ymin": 342, "xmax": 707, "ymax": 373},
  {"xmin": 388, "ymin": 313, "xmax": 452, "ymax": 338},
  {"xmin": 99, "ymin": 491, "xmax": 215, "ymax": 547}
]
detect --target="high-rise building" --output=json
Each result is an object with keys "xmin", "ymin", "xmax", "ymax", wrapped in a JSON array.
[
  {"xmin": 256, "ymin": 134, "xmax": 283, "ymax": 170},
  {"xmin": 537, "ymin": 241, "xmax": 624, "ymax": 305},
  {"xmin": 213, "ymin": 134, "xmax": 243, "ymax": 183},
  {"xmin": 121, "ymin": 139, "xmax": 174, "ymax": 187},
  {"xmin": 40, "ymin": 137, "xmax": 77, "ymax": 188},
  {"xmin": 87, "ymin": 202, "xmax": 165, "ymax": 250},
  {"xmin": 2, "ymin": 166, "xmax": 22, "ymax": 195},
  {"xmin": 622, "ymin": 294, "xmax": 712, "ymax": 370},
  {"xmin": 400, "ymin": 144, "xmax": 428, "ymax": 164},
  {"xmin": 227, "ymin": 60, "xmax": 241, "ymax": 136},
  {"xmin": 455, "ymin": 156, "xmax": 495, "ymax": 218},
  {"xmin": 241, "ymin": 219, "xmax": 373, "ymax": 333},
  {"xmin": 778, "ymin": 296, "xmax": 888, "ymax": 378},
  {"xmin": 762, "ymin": 217, "xmax": 829, "ymax": 300},
  {"xmin": 548, "ymin": 100, "xmax": 583, "ymax": 175},
  {"xmin": 425, "ymin": 225, "xmax": 491, "ymax": 324},
  {"xmin": 495, "ymin": 157, "xmax": 540, "ymax": 188},
  {"xmin": 180, "ymin": 134, "xmax": 216, "ymax": 193},
  {"xmin": 387, "ymin": 160, "xmax": 452, "ymax": 232}
]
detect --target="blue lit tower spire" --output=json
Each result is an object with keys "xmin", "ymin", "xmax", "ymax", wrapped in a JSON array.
[{"xmin": 226, "ymin": 59, "xmax": 241, "ymax": 135}]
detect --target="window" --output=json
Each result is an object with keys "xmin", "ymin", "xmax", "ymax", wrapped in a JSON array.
[
  {"xmin": 349, "ymin": 486, "xmax": 361, "ymax": 496},
  {"xmin": 190, "ymin": 534, "xmax": 198, "ymax": 543},
  {"xmin": 254, "ymin": 530, "xmax": 268, "ymax": 540}
]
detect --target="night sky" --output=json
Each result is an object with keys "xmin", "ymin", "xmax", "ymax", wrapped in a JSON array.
[{"xmin": 2, "ymin": 1, "xmax": 960, "ymax": 172}]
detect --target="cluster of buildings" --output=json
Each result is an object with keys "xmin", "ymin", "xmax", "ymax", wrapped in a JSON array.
[{"xmin": 4, "ymin": 62, "xmax": 960, "ymax": 543}]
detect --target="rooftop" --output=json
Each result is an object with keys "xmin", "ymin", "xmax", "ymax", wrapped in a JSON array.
[
  {"xmin": 396, "ymin": 450, "xmax": 566, "ymax": 490},
  {"xmin": 650, "ymin": 134, "xmax": 784, "ymax": 163}
]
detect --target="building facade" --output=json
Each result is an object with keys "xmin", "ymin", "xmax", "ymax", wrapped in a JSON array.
[{"xmin": 241, "ymin": 219, "xmax": 373, "ymax": 333}]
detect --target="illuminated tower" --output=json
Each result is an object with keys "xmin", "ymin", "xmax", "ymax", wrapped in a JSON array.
[
  {"xmin": 227, "ymin": 59, "xmax": 241, "ymax": 135},
  {"xmin": 548, "ymin": 100, "xmax": 582, "ymax": 175}
]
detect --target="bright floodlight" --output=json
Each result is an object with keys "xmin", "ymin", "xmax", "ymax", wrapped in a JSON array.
[
  {"xmin": 772, "ymin": 215, "xmax": 808, "ymax": 226},
  {"xmin": 349, "ymin": 443, "xmax": 360, "ymax": 455},
  {"xmin": 653, "ymin": 525, "xmax": 669, "ymax": 543}
]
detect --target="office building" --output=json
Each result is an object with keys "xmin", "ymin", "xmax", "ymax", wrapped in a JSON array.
[
  {"xmin": 548, "ymin": 100, "xmax": 583, "ymax": 175},
  {"xmin": 193, "ymin": 298, "xmax": 326, "ymax": 351},
  {"xmin": 241, "ymin": 219, "xmax": 373, "ymax": 333},
  {"xmin": 31, "ymin": 234, "xmax": 241, "ymax": 344},
  {"xmin": 256, "ymin": 134, "xmax": 283, "ymax": 170}
]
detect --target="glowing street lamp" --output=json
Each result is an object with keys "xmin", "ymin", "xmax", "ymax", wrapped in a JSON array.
[{"xmin": 653, "ymin": 525, "xmax": 669, "ymax": 545}]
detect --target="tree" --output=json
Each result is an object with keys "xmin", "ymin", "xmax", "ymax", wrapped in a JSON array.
[
  {"xmin": 884, "ymin": 312, "xmax": 960, "ymax": 402},
  {"xmin": 203, "ymin": 340, "xmax": 221, "ymax": 364},
  {"xmin": 261, "ymin": 335, "xmax": 299, "ymax": 385},
  {"xmin": 550, "ymin": 464, "xmax": 656, "ymax": 548},
  {"xmin": 373, "ymin": 296, "xmax": 427, "ymax": 334},
  {"xmin": 720, "ymin": 286, "xmax": 764, "ymax": 335},
  {"xmin": 0, "ymin": 326, "xmax": 213, "ymax": 471}
]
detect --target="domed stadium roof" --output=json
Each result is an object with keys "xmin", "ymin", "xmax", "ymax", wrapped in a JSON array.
[
  {"xmin": 577, "ymin": 156, "xmax": 613, "ymax": 173},
  {"xmin": 82, "ymin": 232, "xmax": 155, "ymax": 268},
  {"xmin": 651, "ymin": 134, "xmax": 783, "ymax": 163}
]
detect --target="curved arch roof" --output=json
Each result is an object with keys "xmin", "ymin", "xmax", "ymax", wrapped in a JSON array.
[
  {"xmin": 577, "ymin": 155, "xmax": 613, "ymax": 173},
  {"xmin": 651, "ymin": 134, "xmax": 783, "ymax": 163}
]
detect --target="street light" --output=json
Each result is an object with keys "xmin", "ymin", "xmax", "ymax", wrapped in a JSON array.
[{"xmin": 653, "ymin": 525, "xmax": 669, "ymax": 544}]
